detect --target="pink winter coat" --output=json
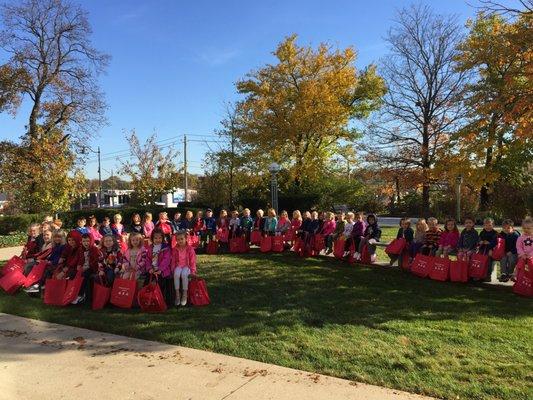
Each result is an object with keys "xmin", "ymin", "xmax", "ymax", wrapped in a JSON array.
[
  {"xmin": 88, "ymin": 226, "xmax": 102, "ymax": 243},
  {"xmin": 517, "ymin": 234, "xmax": 533, "ymax": 258},
  {"xmin": 321, "ymin": 220, "xmax": 336, "ymax": 236},
  {"xmin": 438, "ymin": 230, "xmax": 460, "ymax": 248},
  {"xmin": 143, "ymin": 221, "xmax": 155, "ymax": 238},
  {"xmin": 122, "ymin": 246, "xmax": 147, "ymax": 273},
  {"xmin": 143, "ymin": 244, "xmax": 172, "ymax": 278},
  {"xmin": 171, "ymin": 245, "xmax": 197, "ymax": 274}
]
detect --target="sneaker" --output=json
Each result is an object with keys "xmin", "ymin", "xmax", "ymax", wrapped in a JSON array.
[
  {"xmin": 370, "ymin": 254, "xmax": 377, "ymax": 263},
  {"xmin": 501, "ymin": 275, "xmax": 510, "ymax": 283},
  {"xmin": 325, "ymin": 248, "xmax": 333, "ymax": 255},
  {"xmin": 71, "ymin": 294, "xmax": 85, "ymax": 305},
  {"xmin": 354, "ymin": 252, "xmax": 361, "ymax": 261},
  {"xmin": 180, "ymin": 291, "xmax": 188, "ymax": 306},
  {"xmin": 24, "ymin": 284, "xmax": 40, "ymax": 293}
]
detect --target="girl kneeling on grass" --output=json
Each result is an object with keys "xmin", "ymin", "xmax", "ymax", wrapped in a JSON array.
[{"xmin": 171, "ymin": 230, "xmax": 197, "ymax": 308}]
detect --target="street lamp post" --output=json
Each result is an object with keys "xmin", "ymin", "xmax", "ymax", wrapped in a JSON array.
[
  {"xmin": 455, "ymin": 174, "xmax": 463, "ymax": 223},
  {"xmin": 268, "ymin": 162, "xmax": 280, "ymax": 214}
]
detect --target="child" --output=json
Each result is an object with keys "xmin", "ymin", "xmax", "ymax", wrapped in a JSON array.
[
  {"xmin": 436, "ymin": 218, "xmax": 460, "ymax": 258},
  {"xmin": 155, "ymin": 212, "xmax": 173, "ymax": 242},
  {"xmin": 217, "ymin": 210, "xmax": 230, "ymax": 249},
  {"xmin": 411, "ymin": 219, "xmax": 428, "ymax": 257},
  {"xmin": 389, "ymin": 218, "xmax": 414, "ymax": 267},
  {"xmin": 143, "ymin": 229, "xmax": 172, "ymax": 304},
  {"xmin": 253, "ymin": 209, "xmax": 266, "ymax": 235},
  {"xmin": 240, "ymin": 208, "xmax": 254, "ymax": 241},
  {"xmin": 291, "ymin": 210, "xmax": 303, "ymax": 234},
  {"xmin": 276, "ymin": 210, "xmax": 291, "ymax": 235},
  {"xmin": 99, "ymin": 216, "xmax": 113, "ymax": 236},
  {"xmin": 73, "ymin": 233, "xmax": 100, "ymax": 304},
  {"xmin": 300, "ymin": 211, "xmax": 312, "ymax": 237},
  {"xmin": 87, "ymin": 215, "xmax": 102, "ymax": 244},
  {"xmin": 52, "ymin": 218, "xmax": 63, "ymax": 231},
  {"xmin": 193, "ymin": 210, "xmax": 205, "ymax": 236},
  {"xmin": 498, "ymin": 219, "xmax": 520, "ymax": 282},
  {"xmin": 75, "ymin": 217, "xmax": 89, "ymax": 235},
  {"xmin": 171, "ymin": 212, "xmax": 182, "ymax": 233},
  {"xmin": 129, "ymin": 213, "xmax": 144, "ymax": 235},
  {"xmin": 349, "ymin": 212, "xmax": 366, "ymax": 259},
  {"xmin": 56, "ymin": 230, "xmax": 82, "ymax": 280},
  {"xmin": 229, "ymin": 210, "xmax": 241, "ymax": 238},
  {"xmin": 98, "ymin": 234, "xmax": 121, "ymax": 285},
  {"xmin": 457, "ymin": 217, "xmax": 479, "ymax": 259},
  {"xmin": 143, "ymin": 212, "xmax": 155, "ymax": 238},
  {"xmin": 478, "ymin": 218, "xmax": 498, "ymax": 281},
  {"xmin": 171, "ymin": 230, "xmax": 197, "ymax": 307},
  {"xmin": 516, "ymin": 217, "xmax": 533, "ymax": 269},
  {"xmin": 332, "ymin": 212, "xmax": 346, "ymax": 242},
  {"xmin": 121, "ymin": 232, "xmax": 146, "ymax": 280},
  {"xmin": 321, "ymin": 212, "xmax": 336, "ymax": 255},
  {"xmin": 203, "ymin": 209, "xmax": 217, "ymax": 243},
  {"xmin": 111, "ymin": 213, "xmax": 124, "ymax": 236},
  {"xmin": 358, "ymin": 214, "xmax": 381, "ymax": 263},
  {"xmin": 180, "ymin": 211, "xmax": 194, "ymax": 233},
  {"xmin": 421, "ymin": 217, "xmax": 441, "ymax": 256},
  {"xmin": 22, "ymin": 229, "xmax": 53, "ymax": 294},
  {"xmin": 32, "ymin": 230, "xmax": 66, "ymax": 293},
  {"xmin": 21, "ymin": 223, "xmax": 44, "ymax": 260},
  {"xmin": 264, "ymin": 208, "xmax": 278, "ymax": 236}
]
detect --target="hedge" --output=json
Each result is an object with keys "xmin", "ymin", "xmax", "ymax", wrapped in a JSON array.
[{"xmin": 0, "ymin": 213, "xmax": 49, "ymax": 235}]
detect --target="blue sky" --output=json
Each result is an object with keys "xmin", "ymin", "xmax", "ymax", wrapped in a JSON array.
[{"xmin": 0, "ymin": 0, "xmax": 508, "ymax": 179}]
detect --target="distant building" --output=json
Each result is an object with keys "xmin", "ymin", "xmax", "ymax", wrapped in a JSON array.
[
  {"xmin": 75, "ymin": 188, "xmax": 196, "ymax": 209},
  {"xmin": 158, "ymin": 188, "xmax": 198, "ymax": 207}
]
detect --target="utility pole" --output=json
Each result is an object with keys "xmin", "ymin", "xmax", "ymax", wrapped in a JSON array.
[
  {"xmin": 229, "ymin": 126, "xmax": 235, "ymax": 208},
  {"xmin": 183, "ymin": 134, "xmax": 188, "ymax": 202},
  {"xmin": 110, "ymin": 169, "xmax": 115, "ymax": 207},
  {"xmin": 97, "ymin": 146, "xmax": 102, "ymax": 208}
]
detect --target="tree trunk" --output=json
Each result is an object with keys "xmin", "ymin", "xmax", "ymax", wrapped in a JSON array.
[
  {"xmin": 421, "ymin": 123, "xmax": 431, "ymax": 216},
  {"xmin": 28, "ymin": 89, "xmax": 43, "ymax": 138}
]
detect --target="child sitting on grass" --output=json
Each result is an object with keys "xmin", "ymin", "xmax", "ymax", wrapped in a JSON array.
[
  {"xmin": 171, "ymin": 230, "xmax": 197, "ymax": 308},
  {"xmin": 56, "ymin": 230, "xmax": 83, "ymax": 280},
  {"xmin": 498, "ymin": 219, "xmax": 520, "ymax": 282},
  {"xmin": 21, "ymin": 223, "xmax": 44, "ymax": 260},
  {"xmin": 98, "ymin": 234, "xmax": 121, "ymax": 285},
  {"xmin": 389, "ymin": 217, "xmax": 414, "ymax": 267},
  {"xmin": 121, "ymin": 232, "xmax": 146, "ymax": 281},
  {"xmin": 75, "ymin": 217, "xmax": 89, "ymax": 235},
  {"xmin": 457, "ymin": 217, "xmax": 479, "ymax": 260},
  {"xmin": 436, "ymin": 218, "xmax": 460, "ymax": 258},
  {"xmin": 87, "ymin": 215, "xmax": 102, "ymax": 244},
  {"xmin": 421, "ymin": 217, "xmax": 441, "ymax": 256},
  {"xmin": 358, "ymin": 214, "xmax": 381, "ymax": 263},
  {"xmin": 72, "ymin": 233, "xmax": 100, "ymax": 304},
  {"xmin": 99, "ymin": 216, "xmax": 113, "ymax": 236}
]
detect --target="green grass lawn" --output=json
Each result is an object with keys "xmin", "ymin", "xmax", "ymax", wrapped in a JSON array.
[{"xmin": 1, "ymin": 251, "xmax": 532, "ymax": 400}]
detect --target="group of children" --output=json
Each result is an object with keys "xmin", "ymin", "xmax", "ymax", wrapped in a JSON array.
[{"xmin": 17, "ymin": 210, "xmax": 533, "ymax": 308}]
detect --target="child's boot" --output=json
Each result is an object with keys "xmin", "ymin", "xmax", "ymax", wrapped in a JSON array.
[{"xmin": 180, "ymin": 290, "xmax": 188, "ymax": 306}]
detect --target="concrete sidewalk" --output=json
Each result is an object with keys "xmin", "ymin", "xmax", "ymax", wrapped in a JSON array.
[
  {"xmin": 0, "ymin": 313, "xmax": 434, "ymax": 400},
  {"xmin": 0, "ymin": 246, "xmax": 23, "ymax": 261}
]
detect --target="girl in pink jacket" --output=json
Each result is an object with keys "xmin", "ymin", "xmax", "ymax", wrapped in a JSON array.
[
  {"xmin": 144, "ymin": 229, "xmax": 172, "ymax": 304},
  {"xmin": 436, "ymin": 218, "xmax": 460, "ymax": 258},
  {"xmin": 171, "ymin": 230, "xmax": 197, "ymax": 307},
  {"xmin": 121, "ymin": 232, "xmax": 146, "ymax": 280},
  {"xmin": 517, "ymin": 217, "xmax": 533, "ymax": 260},
  {"xmin": 321, "ymin": 212, "xmax": 337, "ymax": 254}
]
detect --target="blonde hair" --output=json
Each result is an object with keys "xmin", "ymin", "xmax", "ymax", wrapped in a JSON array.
[
  {"xmin": 522, "ymin": 216, "xmax": 533, "ymax": 233},
  {"xmin": 128, "ymin": 232, "xmax": 143, "ymax": 249},
  {"xmin": 243, "ymin": 208, "xmax": 250, "ymax": 214},
  {"xmin": 292, "ymin": 210, "xmax": 302, "ymax": 221},
  {"xmin": 326, "ymin": 211, "xmax": 334, "ymax": 220},
  {"xmin": 268, "ymin": 208, "xmax": 277, "ymax": 217},
  {"xmin": 256, "ymin": 209, "xmax": 264, "ymax": 217},
  {"xmin": 28, "ymin": 223, "xmax": 41, "ymax": 234},
  {"xmin": 281, "ymin": 210, "xmax": 288, "ymax": 218},
  {"xmin": 346, "ymin": 212, "xmax": 355, "ymax": 219},
  {"xmin": 53, "ymin": 229, "xmax": 66, "ymax": 244},
  {"xmin": 427, "ymin": 217, "xmax": 438, "ymax": 224},
  {"xmin": 114, "ymin": 213, "xmax": 122, "ymax": 222},
  {"xmin": 144, "ymin": 212, "xmax": 152, "ymax": 222},
  {"xmin": 185, "ymin": 210, "xmax": 193, "ymax": 218},
  {"xmin": 416, "ymin": 218, "xmax": 429, "ymax": 232}
]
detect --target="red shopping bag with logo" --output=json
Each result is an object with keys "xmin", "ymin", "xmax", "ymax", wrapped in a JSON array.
[
  {"xmin": 313, "ymin": 234, "xmax": 325, "ymax": 253},
  {"xmin": 385, "ymin": 238, "xmax": 406, "ymax": 256},
  {"xmin": 491, "ymin": 238, "xmax": 505, "ymax": 261},
  {"xmin": 187, "ymin": 234, "xmax": 200, "ymax": 248},
  {"xmin": 283, "ymin": 229, "xmax": 295, "ymax": 242},
  {"xmin": 23, "ymin": 260, "xmax": 47, "ymax": 288},
  {"xmin": 92, "ymin": 278, "xmax": 111, "ymax": 310},
  {"xmin": 293, "ymin": 237, "xmax": 304, "ymax": 256},
  {"xmin": 358, "ymin": 243, "xmax": 372, "ymax": 264},
  {"xmin": 110, "ymin": 276, "xmax": 137, "ymax": 308},
  {"xmin": 250, "ymin": 230, "xmax": 262, "ymax": 245},
  {"xmin": 188, "ymin": 278, "xmax": 210, "ymax": 306},
  {"xmin": 513, "ymin": 259, "xmax": 533, "ymax": 297},
  {"xmin": 0, "ymin": 269, "xmax": 26, "ymax": 294},
  {"xmin": 1, "ymin": 256, "xmax": 25, "ymax": 276},
  {"xmin": 230, "ymin": 237, "xmax": 243, "ymax": 253},
  {"xmin": 272, "ymin": 235, "xmax": 284, "ymax": 252},
  {"xmin": 62, "ymin": 273, "xmax": 84, "ymax": 305},
  {"xmin": 411, "ymin": 254, "xmax": 432, "ymax": 278},
  {"xmin": 333, "ymin": 237, "xmax": 345, "ymax": 259},
  {"xmin": 449, "ymin": 259, "xmax": 469, "ymax": 282},
  {"xmin": 260, "ymin": 236, "xmax": 272, "ymax": 253},
  {"xmin": 44, "ymin": 278, "xmax": 67, "ymax": 306},
  {"xmin": 429, "ymin": 257, "xmax": 450, "ymax": 281},
  {"xmin": 469, "ymin": 253, "xmax": 489, "ymax": 279},
  {"xmin": 206, "ymin": 240, "xmax": 218, "ymax": 255},
  {"xmin": 138, "ymin": 276, "xmax": 167, "ymax": 312},
  {"xmin": 216, "ymin": 228, "xmax": 229, "ymax": 243}
]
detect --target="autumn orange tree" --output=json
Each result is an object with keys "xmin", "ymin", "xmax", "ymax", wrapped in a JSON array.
[
  {"xmin": 233, "ymin": 34, "xmax": 386, "ymax": 187},
  {"xmin": 447, "ymin": 12, "xmax": 532, "ymax": 212}
]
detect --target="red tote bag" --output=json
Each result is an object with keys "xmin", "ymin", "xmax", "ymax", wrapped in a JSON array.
[
  {"xmin": 260, "ymin": 236, "xmax": 272, "ymax": 253},
  {"xmin": 313, "ymin": 234, "xmax": 325, "ymax": 253},
  {"xmin": 283, "ymin": 229, "xmax": 295, "ymax": 242},
  {"xmin": 92, "ymin": 279, "xmax": 111, "ymax": 310},
  {"xmin": 250, "ymin": 230, "xmax": 262, "ymax": 245},
  {"xmin": 1, "ymin": 256, "xmax": 25, "ymax": 276},
  {"xmin": 23, "ymin": 261, "xmax": 48, "ymax": 288},
  {"xmin": 0, "ymin": 269, "xmax": 26, "ymax": 294},
  {"xmin": 230, "ymin": 237, "xmax": 243, "ymax": 253},
  {"xmin": 272, "ymin": 235, "xmax": 284, "ymax": 252},
  {"xmin": 188, "ymin": 278, "xmax": 210, "ymax": 306},
  {"xmin": 411, "ymin": 254, "xmax": 432, "ymax": 278},
  {"xmin": 62, "ymin": 274, "xmax": 84, "ymax": 305},
  {"xmin": 216, "ymin": 228, "xmax": 229, "ymax": 243},
  {"xmin": 360, "ymin": 243, "xmax": 371, "ymax": 264},
  {"xmin": 333, "ymin": 237, "xmax": 345, "ymax": 259},
  {"xmin": 429, "ymin": 257, "xmax": 450, "ymax": 281},
  {"xmin": 44, "ymin": 278, "xmax": 67, "ymax": 306},
  {"xmin": 206, "ymin": 240, "xmax": 218, "ymax": 255},
  {"xmin": 138, "ymin": 277, "xmax": 167, "ymax": 313},
  {"xmin": 449, "ymin": 259, "xmax": 469, "ymax": 283},
  {"xmin": 491, "ymin": 238, "xmax": 505, "ymax": 261},
  {"xmin": 469, "ymin": 253, "xmax": 489, "ymax": 279},
  {"xmin": 400, "ymin": 251, "xmax": 411, "ymax": 271},
  {"xmin": 110, "ymin": 276, "xmax": 137, "ymax": 308},
  {"xmin": 513, "ymin": 259, "xmax": 533, "ymax": 297},
  {"xmin": 385, "ymin": 238, "xmax": 406, "ymax": 256}
]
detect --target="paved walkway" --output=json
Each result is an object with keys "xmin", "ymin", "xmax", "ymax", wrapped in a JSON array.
[
  {"xmin": 0, "ymin": 313, "xmax": 434, "ymax": 400},
  {"xmin": 0, "ymin": 246, "xmax": 23, "ymax": 261}
]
